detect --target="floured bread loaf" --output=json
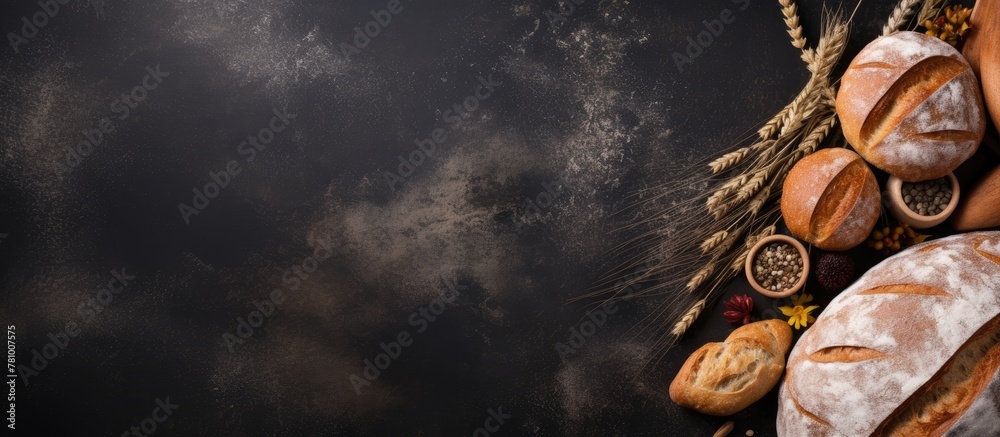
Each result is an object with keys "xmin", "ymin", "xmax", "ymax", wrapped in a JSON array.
[
  {"xmin": 777, "ymin": 232, "xmax": 1000, "ymax": 436},
  {"xmin": 837, "ymin": 31, "xmax": 986, "ymax": 182},
  {"xmin": 780, "ymin": 148, "xmax": 880, "ymax": 251}
]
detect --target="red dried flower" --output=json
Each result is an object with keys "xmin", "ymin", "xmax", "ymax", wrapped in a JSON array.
[{"xmin": 723, "ymin": 294, "xmax": 754, "ymax": 325}]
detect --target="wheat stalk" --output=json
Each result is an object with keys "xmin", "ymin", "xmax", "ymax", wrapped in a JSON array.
[
  {"xmin": 778, "ymin": 0, "xmax": 819, "ymax": 67},
  {"xmin": 800, "ymin": 47, "xmax": 817, "ymax": 67},
  {"xmin": 779, "ymin": 82, "xmax": 823, "ymax": 136},
  {"xmin": 749, "ymin": 185, "xmax": 772, "ymax": 216},
  {"xmin": 883, "ymin": 0, "xmax": 922, "ymax": 36},
  {"xmin": 707, "ymin": 190, "xmax": 732, "ymax": 214},
  {"xmin": 671, "ymin": 299, "xmax": 707, "ymax": 337},
  {"xmin": 814, "ymin": 22, "xmax": 850, "ymax": 78},
  {"xmin": 707, "ymin": 174, "xmax": 749, "ymax": 213},
  {"xmin": 821, "ymin": 84, "xmax": 838, "ymax": 107},
  {"xmin": 711, "ymin": 229, "xmax": 740, "ymax": 255},
  {"xmin": 779, "ymin": 0, "xmax": 809, "ymax": 49},
  {"xmin": 791, "ymin": 113, "xmax": 838, "ymax": 160},
  {"xmin": 752, "ymin": 139, "xmax": 777, "ymax": 153},
  {"xmin": 721, "ymin": 174, "xmax": 750, "ymax": 192},
  {"xmin": 709, "ymin": 147, "xmax": 751, "ymax": 174},
  {"xmin": 712, "ymin": 198, "xmax": 739, "ymax": 221},
  {"xmin": 737, "ymin": 168, "xmax": 770, "ymax": 202},
  {"xmin": 686, "ymin": 265, "xmax": 715, "ymax": 292},
  {"xmin": 759, "ymin": 108, "xmax": 789, "ymax": 139},
  {"xmin": 700, "ymin": 230, "xmax": 729, "ymax": 253},
  {"xmin": 731, "ymin": 250, "xmax": 750, "ymax": 273},
  {"xmin": 781, "ymin": 21, "xmax": 848, "ymax": 135},
  {"xmin": 706, "ymin": 195, "xmax": 725, "ymax": 215}
]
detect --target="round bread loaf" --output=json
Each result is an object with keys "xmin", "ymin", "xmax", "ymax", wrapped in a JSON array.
[
  {"xmin": 777, "ymin": 232, "xmax": 1000, "ymax": 437},
  {"xmin": 837, "ymin": 31, "xmax": 986, "ymax": 182},
  {"xmin": 780, "ymin": 148, "xmax": 880, "ymax": 251}
]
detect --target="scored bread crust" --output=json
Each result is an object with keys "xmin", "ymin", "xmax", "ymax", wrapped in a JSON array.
[
  {"xmin": 780, "ymin": 148, "xmax": 880, "ymax": 251},
  {"xmin": 670, "ymin": 320, "xmax": 792, "ymax": 416},
  {"xmin": 776, "ymin": 232, "xmax": 1000, "ymax": 436},
  {"xmin": 837, "ymin": 31, "xmax": 985, "ymax": 182}
]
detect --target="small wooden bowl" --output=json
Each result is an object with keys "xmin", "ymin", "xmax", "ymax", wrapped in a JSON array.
[
  {"xmin": 885, "ymin": 172, "xmax": 960, "ymax": 229},
  {"xmin": 745, "ymin": 235, "xmax": 810, "ymax": 299}
]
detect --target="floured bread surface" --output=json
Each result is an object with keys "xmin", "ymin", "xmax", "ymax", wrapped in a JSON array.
[
  {"xmin": 837, "ymin": 31, "xmax": 985, "ymax": 182},
  {"xmin": 777, "ymin": 232, "xmax": 1000, "ymax": 436}
]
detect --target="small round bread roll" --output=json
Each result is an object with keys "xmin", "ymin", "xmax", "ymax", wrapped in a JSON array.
[
  {"xmin": 837, "ymin": 31, "xmax": 986, "ymax": 182},
  {"xmin": 780, "ymin": 148, "xmax": 880, "ymax": 251}
]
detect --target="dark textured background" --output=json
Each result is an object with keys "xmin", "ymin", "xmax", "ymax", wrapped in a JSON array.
[{"xmin": 0, "ymin": 0, "xmax": 988, "ymax": 436}]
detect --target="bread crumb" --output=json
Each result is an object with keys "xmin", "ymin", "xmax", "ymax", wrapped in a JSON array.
[{"xmin": 746, "ymin": 431, "xmax": 755, "ymax": 436}]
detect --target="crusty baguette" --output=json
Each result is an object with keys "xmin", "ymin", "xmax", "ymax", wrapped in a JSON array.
[
  {"xmin": 837, "ymin": 32, "xmax": 985, "ymax": 182},
  {"xmin": 777, "ymin": 232, "xmax": 1000, "ymax": 436},
  {"xmin": 780, "ymin": 148, "xmax": 880, "ymax": 251},
  {"xmin": 670, "ymin": 319, "xmax": 792, "ymax": 416}
]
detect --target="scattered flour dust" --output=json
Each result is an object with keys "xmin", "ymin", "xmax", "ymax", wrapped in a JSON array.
[
  {"xmin": 502, "ymin": 0, "xmax": 666, "ymax": 260},
  {"xmin": 0, "ymin": 61, "xmax": 107, "ymax": 253},
  {"xmin": 313, "ymin": 133, "xmax": 541, "ymax": 308},
  {"xmin": 555, "ymin": 340, "xmax": 653, "ymax": 423},
  {"xmin": 166, "ymin": 0, "xmax": 355, "ymax": 97}
]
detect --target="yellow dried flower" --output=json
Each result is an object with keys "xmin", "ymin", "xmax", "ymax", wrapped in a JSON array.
[
  {"xmin": 778, "ymin": 293, "xmax": 819, "ymax": 330},
  {"xmin": 924, "ymin": 6, "xmax": 973, "ymax": 47}
]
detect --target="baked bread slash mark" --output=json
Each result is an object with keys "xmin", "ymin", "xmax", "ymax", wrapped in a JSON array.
[
  {"xmin": 861, "ymin": 56, "xmax": 969, "ymax": 149},
  {"xmin": 874, "ymin": 314, "xmax": 1000, "ymax": 437},
  {"xmin": 858, "ymin": 284, "xmax": 952, "ymax": 297},
  {"xmin": 808, "ymin": 346, "xmax": 887, "ymax": 363}
]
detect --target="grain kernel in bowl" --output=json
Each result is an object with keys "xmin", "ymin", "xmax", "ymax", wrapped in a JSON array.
[
  {"xmin": 752, "ymin": 242, "xmax": 803, "ymax": 292},
  {"xmin": 901, "ymin": 176, "xmax": 952, "ymax": 216}
]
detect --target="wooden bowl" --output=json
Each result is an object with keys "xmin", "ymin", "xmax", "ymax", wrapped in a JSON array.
[
  {"xmin": 745, "ymin": 235, "xmax": 810, "ymax": 299},
  {"xmin": 885, "ymin": 172, "xmax": 960, "ymax": 229}
]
